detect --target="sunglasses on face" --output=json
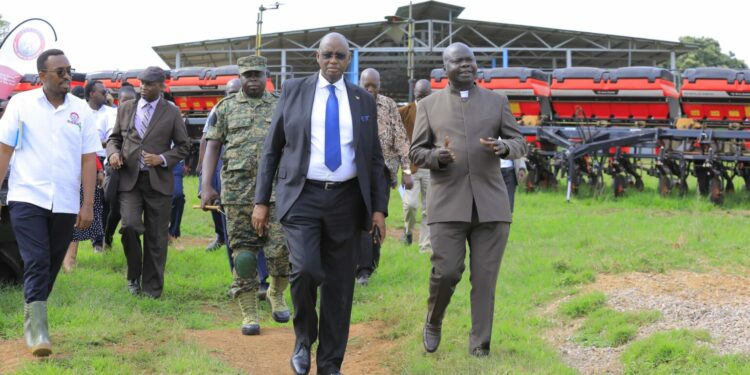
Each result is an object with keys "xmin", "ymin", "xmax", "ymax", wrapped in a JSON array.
[
  {"xmin": 41, "ymin": 68, "xmax": 75, "ymax": 77},
  {"xmin": 320, "ymin": 52, "xmax": 348, "ymax": 60}
]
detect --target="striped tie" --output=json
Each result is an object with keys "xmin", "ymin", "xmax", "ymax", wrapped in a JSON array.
[
  {"xmin": 138, "ymin": 103, "xmax": 152, "ymax": 169},
  {"xmin": 140, "ymin": 103, "xmax": 152, "ymax": 137}
]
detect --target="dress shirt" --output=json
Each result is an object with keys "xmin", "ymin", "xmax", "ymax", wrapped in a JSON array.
[
  {"xmin": 306, "ymin": 72, "xmax": 356, "ymax": 181},
  {"xmin": 93, "ymin": 104, "xmax": 116, "ymax": 157},
  {"xmin": 0, "ymin": 88, "xmax": 103, "ymax": 213},
  {"xmin": 135, "ymin": 97, "xmax": 167, "ymax": 168}
]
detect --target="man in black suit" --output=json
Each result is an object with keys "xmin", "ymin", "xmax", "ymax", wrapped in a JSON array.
[{"xmin": 252, "ymin": 32, "xmax": 388, "ymax": 375}]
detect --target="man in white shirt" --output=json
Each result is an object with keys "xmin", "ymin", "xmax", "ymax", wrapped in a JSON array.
[{"xmin": 0, "ymin": 49, "xmax": 102, "ymax": 357}]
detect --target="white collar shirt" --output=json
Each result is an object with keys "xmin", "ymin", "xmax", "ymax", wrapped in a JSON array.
[
  {"xmin": 0, "ymin": 88, "xmax": 103, "ymax": 214},
  {"xmin": 306, "ymin": 72, "xmax": 356, "ymax": 181},
  {"xmin": 92, "ymin": 104, "xmax": 116, "ymax": 157}
]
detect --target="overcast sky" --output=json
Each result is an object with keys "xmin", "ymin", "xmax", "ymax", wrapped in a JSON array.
[{"xmin": 2, "ymin": 0, "xmax": 747, "ymax": 73}]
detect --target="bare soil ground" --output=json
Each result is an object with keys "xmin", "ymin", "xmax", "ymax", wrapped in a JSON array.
[
  {"xmin": 187, "ymin": 321, "xmax": 396, "ymax": 375},
  {"xmin": 543, "ymin": 270, "xmax": 750, "ymax": 375}
]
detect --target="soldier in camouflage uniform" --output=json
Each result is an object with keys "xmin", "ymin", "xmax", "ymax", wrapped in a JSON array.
[{"xmin": 200, "ymin": 55, "xmax": 290, "ymax": 336}]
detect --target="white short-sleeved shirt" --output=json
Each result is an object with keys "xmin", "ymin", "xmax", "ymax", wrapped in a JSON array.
[
  {"xmin": 93, "ymin": 104, "xmax": 116, "ymax": 157},
  {"xmin": 0, "ymin": 88, "xmax": 104, "ymax": 214}
]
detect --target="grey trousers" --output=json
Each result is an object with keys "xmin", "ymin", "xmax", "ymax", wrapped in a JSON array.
[
  {"xmin": 426, "ymin": 206, "xmax": 511, "ymax": 351},
  {"xmin": 402, "ymin": 168, "xmax": 431, "ymax": 250}
]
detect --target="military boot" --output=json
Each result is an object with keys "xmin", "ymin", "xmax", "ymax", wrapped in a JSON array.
[
  {"xmin": 236, "ymin": 291, "xmax": 260, "ymax": 335},
  {"xmin": 267, "ymin": 276, "xmax": 290, "ymax": 323},
  {"xmin": 24, "ymin": 301, "xmax": 52, "ymax": 357}
]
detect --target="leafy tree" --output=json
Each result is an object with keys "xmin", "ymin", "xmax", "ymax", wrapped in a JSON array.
[
  {"xmin": 0, "ymin": 14, "xmax": 8, "ymax": 42},
  {"xmin": 677, "ymin": 36, "xmax": 747, "ymax": 69}
]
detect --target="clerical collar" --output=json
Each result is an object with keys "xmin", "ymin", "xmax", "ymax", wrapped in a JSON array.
[{"xmin": 460, "ymin": 91, "xmax": 469, "ymax": 99}]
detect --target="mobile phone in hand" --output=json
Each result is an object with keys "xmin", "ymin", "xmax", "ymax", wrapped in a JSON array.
[{"xmin": 372, "ymin": 226, "xmax": 381, "ymax": 245}]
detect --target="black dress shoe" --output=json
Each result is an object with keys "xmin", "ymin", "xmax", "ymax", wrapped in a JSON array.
[
  {"xmin": 423, "ymin": 322, "xmax": 441, "ymax": 353},
  {"xmin": 205, "ymin": 237, "xmax": 225, "ymax": 252},
  {"xmin": 290, "ymin": 345, "xmax": 311, "ymax": 375},
  {"xmin": 356, "ymin": 273, "xmax": 369, "ymax": 286},
  {"xmin": 470, "ymin": 346, "xmax": 489, "ymax": 357},
  {"xmin": 127, "ymin": 279, "xmax": 141, "ymax": 296}
]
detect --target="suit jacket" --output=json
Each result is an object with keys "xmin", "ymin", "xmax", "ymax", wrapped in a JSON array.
[
  {"xmin": 409, "ymin": 84, "xmax": 527, "ymax": 224},
  {"xmin": 255, "ymin": 74, "xmax": 388, "ymax": 229},
  {"xmin": 106, "ymin": 98, "xmax": 190, "ymax": 196},
  {"xmin": 398, "ymin": 101, "xmax": 419, "ymax": 173}
]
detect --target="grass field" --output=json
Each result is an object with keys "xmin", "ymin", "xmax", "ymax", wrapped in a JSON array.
[{"xmin": 1, "ymin": 175, "xmax": 750, "ymax": 374}]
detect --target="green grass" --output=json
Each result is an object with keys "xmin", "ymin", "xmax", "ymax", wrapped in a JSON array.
[
  {"xmin": 558, "ymin": 291, "xmax": 606, "ymax": 318},
  {"xmin": 1, "ymin": 175, "xmax": 750, "ymax": 374},
  {"xmin": 573, "ymin": 308, "xmax": 661, "ymax": 347},
  {"xmin": 622, "ymin": 329, "xmax": 750, "ymax": 374}
]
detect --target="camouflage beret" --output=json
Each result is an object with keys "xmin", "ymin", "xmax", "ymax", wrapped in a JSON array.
[{"xmin": 237, "ymin": 55, "xmax": 267, "ymax": 74}]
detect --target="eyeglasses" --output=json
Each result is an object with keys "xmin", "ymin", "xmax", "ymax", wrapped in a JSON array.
[
  {"xmin": 320, "ymin": 52, "xmax": 348, "ymax": 60},
  {"xmin": 41, "ymin": 68, "xmax": 75, "ymax": 77}
]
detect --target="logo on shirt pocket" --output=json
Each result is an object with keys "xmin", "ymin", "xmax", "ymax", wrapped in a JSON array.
[{"xmin": 67, "ymin": 112, "xmax": 81, "ymax": 129}]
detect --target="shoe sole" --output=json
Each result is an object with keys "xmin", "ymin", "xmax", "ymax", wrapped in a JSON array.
[
  {"xmin": 31, "ymin": 343, "xmax": 52, "ymax": 357},
  {"xmin": 272, "ymin": 311, "xmax": 290, "ymax": 323},
  {"xmin": 241, "ymin": 325, "xmax": 260, "ymax": 335}
]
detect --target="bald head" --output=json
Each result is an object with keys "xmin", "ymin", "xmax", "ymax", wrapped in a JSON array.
[
  {"xmin": 443, "ymin": 42, "xmax": 477, "ymax": 90},
  {"xmin": 317, "ymin": 32, "xmax": 351, "ymax": 83},
  {"xmin": 226, "ymin": 78, "xmax": 242, "ymax": 95},
  {"xmin": 360, "ymin": 68, "xmax": 381, "ymax": 98},
  {"xmin": 414, "ymin": 79, "xmax": 431, "ymax": 102}
]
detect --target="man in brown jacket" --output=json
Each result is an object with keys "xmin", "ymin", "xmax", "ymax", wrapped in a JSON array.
[
  {"xmin": 107, "ymin": 66, "xmax": 190, "ymax": 298},
  {"xmin": 398, "ymin": 79, "xmax": 432, "ymax": 252},
  {"xmin": 409, "ymin": 42, "xmax": 527, "ymax": 357}
]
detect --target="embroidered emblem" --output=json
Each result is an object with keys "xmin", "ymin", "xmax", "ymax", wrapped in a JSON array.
[{"xmin": 360, "ymin": 115, "xmax": 369, "ymax": 122}]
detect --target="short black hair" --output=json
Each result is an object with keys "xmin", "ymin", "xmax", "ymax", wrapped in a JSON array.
[
  {"xmin": 118, "ymin": 85, "xmax": 137, "ymax": 102},
  {"xmin": 71, "ymin": 86, "xmax": 85, "ymax": 99},
  {"xmin": 36, "ymin": 49, "xmax": 65, "ymax": 72},
  {"xmin": 121, "ymin": 81, "xmax": 134, "ymax": 88},
  {"xmin": 84, "ymin": 80, "xmax": 103, "ymax": 100}
]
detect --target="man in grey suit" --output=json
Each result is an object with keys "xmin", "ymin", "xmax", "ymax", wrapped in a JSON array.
[
  {"xmin": 252, "ymin": 32, "xmax": 388, "ymax": 375},
  {"xmin": 107, "ymin": 67, "xmax": 190, "ymax": 298},
  {"xmin": 410, "ymin": 42, "xmax": 527, "ymax": 357}
]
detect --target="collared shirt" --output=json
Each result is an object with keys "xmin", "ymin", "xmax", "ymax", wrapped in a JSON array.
[
  {"xmin": 375, "ymin": 94, "xmax": 410, "ymax": 183},
  {"xmin": 0, "ymin": 88, "xmax": 103, "ymax": 214},
  {"xmin": 306, "ymin": 72, "xmax": 356, "ymax": 181},
  {"xmin": 135, "ymin": 97, "xmax": 158, "ymax": 137},
  {"xmin": 134, "ymin": 97, "xmax": 167, "ymax": 168},
  {"xmin": 92, "ymin": 104, "xmax": 116, "ymax": 157}
]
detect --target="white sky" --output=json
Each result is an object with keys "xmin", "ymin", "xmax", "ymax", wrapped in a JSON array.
[{"xmin": 2, "ymin": 0, "xmax": 747, "ymax": 73}]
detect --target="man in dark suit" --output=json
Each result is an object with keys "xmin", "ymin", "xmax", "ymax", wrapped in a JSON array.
[
  {"xmin": 410, "ymin": 42, "xmax": 527, "ymax": 357},
  {"xmin": 252, "ymin": 32, "xmax": 388, "ymax": 375},
  {"xmin": 107, "ymin": 67, "xmax": 190, "ymax": 298}
]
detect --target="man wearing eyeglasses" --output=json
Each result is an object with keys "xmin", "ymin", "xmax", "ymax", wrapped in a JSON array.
[
  {"xmin": 0, "ymin": 49, "xmax": 102, "ymax": 356},
  {"xmin": 252, "ymin": 32, "xmax": 388, "ymax": 375},
  {"xmin": 107, "ymin": 66, "xmax": 189, "ymax": 299}
]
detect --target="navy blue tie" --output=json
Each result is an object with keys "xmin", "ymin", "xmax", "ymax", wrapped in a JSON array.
[{"xmin": 325, "ymin": 85, "xmax": 341, "ymax": 171}]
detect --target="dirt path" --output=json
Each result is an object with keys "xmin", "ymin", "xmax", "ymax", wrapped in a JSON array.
[{"xmin": 187, "ymin": 322, "xmax": 395, "ymax": 375}]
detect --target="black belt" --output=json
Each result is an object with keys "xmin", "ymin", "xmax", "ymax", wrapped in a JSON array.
[{"xmin": 306, "ymin": 178, "xmax": 357, "ymax": 190}]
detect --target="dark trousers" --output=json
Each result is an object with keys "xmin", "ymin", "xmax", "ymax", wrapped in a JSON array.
[
  {"xmin": 426, "ymin": 203, "xmax": 511, "ymax": 351},
  {"xmin": 120, "ymin": 172, "xmax": 172, "ymax": 298},
  {"xmin": 103, "ymin": 190, "xmax": 122, "ymax": 246},
  {"xmin": 169, "ymin": 164, "xmax": 185, "ymax": 238},
  {"xmin": 281, "ymin": 180, "xmax": 364, "ymax": 374},
  {"xmin": 9, "ymin": 202, "xmax": 76, "ymax": 303},
  {"xmin": 501, "ymin": 167, "xmax": 517, "ymax": 213},
  {"xmin": 356, "ymin": 183, "xmax": 389, "ymax": 277}
]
